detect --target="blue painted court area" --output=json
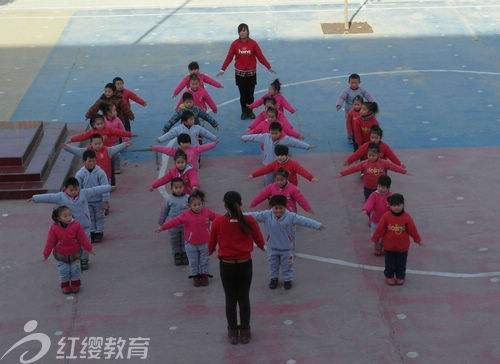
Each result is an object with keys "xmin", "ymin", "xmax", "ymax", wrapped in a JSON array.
[{"xmin": 10, "ymin": 0, "xmax": 500, "ymax": 162}]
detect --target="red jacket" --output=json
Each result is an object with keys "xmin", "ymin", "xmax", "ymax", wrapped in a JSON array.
[
  {"xmin": 208, "ymin": 215, "xmax": 265, "ymax": 260},
  {"xmin": 70, "ymin": 126, "xmax": 132, "ymax": 147},
  {"xmin": 251, "ymin": 182, "xmax": 311, "ymax": 213},
  {"xmin": 354, "ymin": 115, "xmax": 378, "ymax": 146},
  {"xmin": 160, "ymin": 208, "xmax": 219, "ymax": 245},
  {"xmin": 175, "ymin": 87, "xmax": 217, "ymax": 113},
  {"xmin": 371, "ymin": 211, "xmax": 421, "ymax": 251},
  {"xmin": 173, "ymin": 73, "xmax": 222, "ymax": 97},
  {"xmin": 151, "ymin": 165, "xmax": 199, "ymax": 195},
  {"xmin": 346, "ymin": 141, "xmax": 402, "ymax": 166},
  {"xmin": 221, "ymin": 38, "xmax": 271, "ymax": 72},
  {"xmin": 345, "ymin": 108, "xmax": 361, "ymax": 134},
  {"xmin": 86, "ymin": 94, "xmax": 134, "ymax": 121},
  {"xmin": 118, "ymin": 88, "xmax": 146, "ymax": 108},
  {"xmin": 43, "ymin": 220, "xmax": 93, "ymax": 259},
  {"xmin": 249, "ymin": 93, "xmax": 295, "ymax": 114},
  {"xmin": 340, "ymin": 159, "xmax": 407, "ymax": 189},
  {"xmin": 362, "ymin": 191, "xmax": 393, "ymax": 224},
  {"xmin": 251, "ymin": 158, "xmax": 314, "ymax": 186}
]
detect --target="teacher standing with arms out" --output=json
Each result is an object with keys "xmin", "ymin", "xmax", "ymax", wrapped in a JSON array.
[
  {"xmin": 217, "ymin": 23, "xmax": 276, "ymax": 120},
  {"xmin": 208, "ymin": 191, "xmax": 265, "ymax": 345}
]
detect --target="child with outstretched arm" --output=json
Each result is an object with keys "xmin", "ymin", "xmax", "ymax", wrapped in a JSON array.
[
  {"xmin": 163, "ymin": 92, "xmax": 219, "ymax": 133},
  {"xmin": 172, "ymin": 61, "xmax": 223, "ymax": 98},
  {"xmin": 157, "ymin": 110, "xmax": 217, "ymax": 146}
]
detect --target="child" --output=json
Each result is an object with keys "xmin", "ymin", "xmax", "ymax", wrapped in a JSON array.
[
  {"xmin": 172, "ymin": 61, "xmax": 223, "ymax": 98},
  {"xmin": 157, "ymin": 110, "xmax": 217, "ymax": 147},
  {"xmin": 371, "ymin": 193, "xmax": 422, "ymax": 286},
  {"xmin": 336, "ymin": 73, "xmax": 375, "ymax": 114},
  {"xmin": 69, "ymin": 113, "xmax": 135, "ymax": 147},
  {"xmin": 362, "ymin": 175, "xmax": 393, "ymax": 256},
  {"xmin": 152, "ymin": 133, "xmax": 218, "ymax": 171},
  {"xmin": 102, "ymin": 104, "xmax": 129, "ymax": 174},
  {"xmin": 163, "ymin": 92, "xmax": 219, "ymax": 133},
  {"xmin": 345, "ymin": 125, "xmax": 405, "ymax": 168},
  {"xmin": 250, "ymin": 168, "xmax": 313, "ymax": 213},
  {"xmin": 150, "ymin": 150, "xmax": 198, "ymax": 194},
  {"xmin": 175, "ymin": 74, "xmax": 217, "ymax": 113},
  {"xmin": 86, "ymin": 83, "xmax": 134, "ymax": 124},
  {"xmin": 63, "ymin": 134, "xmax": 131, "ymax": 186},
  {"xmin": 247, "ymin": 107, "xmax": 302, "ymax": 139},
  {"xmin": 155, "ymin": 190, "xmax": 219, "ymax": 287},
  {"xmin": 353, "ymin": 101, "xmax": 379, "ymax": 149},
  {"xmin": 337, "ymin": 143, "xmax": 408, "ymax": 201},
  {"xmin": 345, "ymin": 95, "xmax": 363, "ymax": 145},
  {"xmin": 247, "ymin": 195, "xmax": 324, "ymax": 289},
  {"xmin": 113, "ymin": 76, "xmax": 147, "ymax": 132},
  {"xmin": 248, "ymin": 79, "xmax": 295, "ymax": 115},
  {"xmin": 43, "ymin": 206, "xmax": 95, "ymax": 294},
  {"xmin": 246, "ymin": 97, "xmax": 291, "ymax": 131},
  {"xmin": 158, "ymin": 178, "xmax": 190, "ymax": 266},
  {"xmin": 75, "ymin": 150, "xmax": 110, "ymax": 244},
  {"xmin": 249, "ymin": 145, "xmax": 318, "ymax": 186},
  {"xmin": 240, "ymin": 122, "xmax": 315, "ymax": 185},
  {"xmin": 29, "ymin": 177, "xmax": 111, "ymax": 270}
]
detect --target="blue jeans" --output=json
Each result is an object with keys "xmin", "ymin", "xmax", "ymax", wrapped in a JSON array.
[
  {"xmin": 168, "ymin": 229, "xmax": 186, "ymax": 256},
  {"xmin": 384, "ymin": 250, "xmax": 408, "ymax": 280},
  {"xmin": 81, "ymin": 230, "xmax": 91, "ymax": 261},
  {"xmin": 370, "ymin": 222, "xmax": 382, "ymax": 250},
  {"xmin": 185, "ymin": 243, "xmax": 210, "ymax": 276},
  {"xmin": 57, "ymin": 260, "xmax": 81, "ymax": 282},
  {"xmin": 267, "ymin": 248, "xmax": 294, "ymax": 281},
  {"xmin": 88, "ymin": 201, "xmax": 105, "ymax": 232}
]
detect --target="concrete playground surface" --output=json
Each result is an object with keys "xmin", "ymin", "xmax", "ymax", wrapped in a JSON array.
[{"xmin": 1, "ymin": 1, "xmax": 500, "ymax": 363}]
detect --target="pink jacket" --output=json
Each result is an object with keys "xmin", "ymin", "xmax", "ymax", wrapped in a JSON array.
[
  {"xmin": 175, "ymin": 87, "xmax": 217, "ymax": 113},
  {"xmin": 249, "ymin": 93, "xmax": 295, "ymax": 114},
  {"xmin": 43, "ymin": 220, "xmax": 93, "ymax": 259},
  {"xmin": 249, "ymin": 119, "xmax": 301, "ymax": 139},
  {"xmin": 151, "ymin": 165, "xmax": 199, "ymax": 194},
  {"xmin": 250, "ymin": 182, "xmax": 311, "ymax": 213},
  {"xmin": 152, "ymin": 143, "xmax": 216, "ymax": 171},
  {"xmin": 173, "ymin": 73, "xmax": 222, "ymax": 97},
  {"xmin": 104, "ymin": 117, "xmax": 129, "ymax": 144},
  {"xmin": 159, "ymin": 208, "xmax": 219, "ymax": 245},
  {"xmin": 362, "ymin": 191, "xmax": 393, "ymax": 224}
]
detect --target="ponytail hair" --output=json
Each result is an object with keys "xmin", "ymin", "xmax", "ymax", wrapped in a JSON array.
[
  {"xmin": 223, "ymin": 191, "xmax": 251, "ymax": 236},
  {"xmin": 270, "ymin": 78, "xmax": 281, "ymax": 92}
]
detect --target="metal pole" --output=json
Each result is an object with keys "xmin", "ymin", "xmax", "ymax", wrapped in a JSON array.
[{"xmin": 344, "ymin": 0, "xmax": 349, "ymax": 32}]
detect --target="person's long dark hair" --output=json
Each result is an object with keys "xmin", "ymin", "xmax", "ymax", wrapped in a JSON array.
[{"xmin": 223, "ymin": 191, "xmax": 251, "ymax": 235}]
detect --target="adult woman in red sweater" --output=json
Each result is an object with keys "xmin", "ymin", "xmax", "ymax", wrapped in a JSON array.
[
  {"xmin": 208, "ymin": 191, "xmax": 265, "ymax": 345},
  {"xmin": 217, "ymin": 23, "xmax": 276, "ymax": 120}
]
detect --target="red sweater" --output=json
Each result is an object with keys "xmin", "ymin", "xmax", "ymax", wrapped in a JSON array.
[
  {"xmin": 345, "ymin": 108, "xmax": 361, "ymax": 134},
  {"xmin": 43, "ymin": 220, "xmax": 93, "ymax": 259},
  {"xmin": 371, "ymin": 211, "xmax": 421, "ymax": 251},
  {"xmin": 85, "ymin": 94, "xmax": 134, "ymax": 121},
  {"xmin": 118, "ymin": 88, "xmax": 146, "ymax": 108},
  {"xmin": 346, "ymin": 141, "xmax": 402, "ymax": 166},
  {"xmin": 340, "ymin": 159, "xmax": 407, "ymax": 189},
  {"xmin": 70, "ymin": 126, "xmax": 133, "ymax": 147},
  {"xmin": 354, "ymin": 115, "xmax": 379, "ymax": 146},
  {"xmin": 91, "ymin": 146, "xmax": 113, "ymax": 178},
  {"xmin": 251, "ymin": 158, "xmax": 314, "ymax": 186},
  {"xmin": 221, "ymin": 38, "xmax": 271, "ymax": 72},
  {"xmin": 208, "ymin": 215, "xmax": 265, "ymax": 260}
]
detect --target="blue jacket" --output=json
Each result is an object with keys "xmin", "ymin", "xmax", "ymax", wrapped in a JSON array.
[
  {"xmin": 241, "ymin": 134, "xmax": 310, "ymax": 165},
  {"xmin": 163, "ymin": 105, "xmax": 218, "ymax": 133},
  {"xmin": 158, "ymin": 124, "xmax": 217, "ymax": 145},
  {"xmin": 158, "ymin": 194, "xmax": 189, "ymax": 233},
  {"xmin": 75, "ymin": 165, "xmax": 110, "ymax": 203}
]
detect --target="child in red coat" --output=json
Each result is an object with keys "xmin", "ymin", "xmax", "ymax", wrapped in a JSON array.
[
  {"xmin": 150, "ymin": 150, "xmax": 199, "ymax": 194},
  {"xmin": 43, "ymin": 206, "xmax": 95, "ymax": 294},
  {"xmin": 69, "ymin": 113, "xmax": 135, "ymax": 147},
  {"xmin": 113, "ymin": 76, "xmax": 147, "ymax": 132},
  {"xmin": 345, "ymin": 95, "xmax": 363, "ymax": 145},
  {"xmin": 175, "ymin": 75, "xmax": 217, "ymax": 113},
  {"xmin": 172, "ymin": 61, "xmax": 223, "ymax": 98},
  {"xmin": 353, "ymin": 101, "xmax": 379, "ymax": 149},
  {"xmin": 371, "ymin": 194, "xmax": 423, "ymax": 286}
]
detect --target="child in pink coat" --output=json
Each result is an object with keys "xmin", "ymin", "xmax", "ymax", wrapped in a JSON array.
[
  {"xmin": 156, "ymin": 190, "xmax": 219, "ymax": 287},
  {"xmin": 175, "ymin": 74, "xmax": 217, "ymax": 113},
  {"xmin": 102, "ymin": 104, "xmax": 129, "ymax": 174},
  {"xmin": 248, "ymin": 79, "xmax": 295, "ymax": 114},
  {"xmin": 150, "ymin": 150, "xmax": 199, "ymax": 194},
  {"xmin": 362, "ymin": 175, "xmax": 393, "ymax": 256},
  {"xmin": 251, "ymin": 168, "xmax": 312, "ymax": 213},
  {"xmin": 247, "ymin": 108, "xmax": 302, "ymax": 139},
  {"xmin": 172, "ymin": 61, "xmax": 223, "ymax": 98}
]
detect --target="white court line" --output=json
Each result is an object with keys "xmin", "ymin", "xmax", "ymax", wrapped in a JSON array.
[
  {"xmin": 2, "ymin": 4, "xmax": 500, "ymax": 19},
  {"xmin": 296, "ymin": 253, "xmax": 500, "ymax": 278}
]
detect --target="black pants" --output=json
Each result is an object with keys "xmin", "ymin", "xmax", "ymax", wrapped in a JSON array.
[
  {"xmin": 220, "ymin": 259, "xmax": 253, "ymax": 329},
  {"xmin": 121, "ymin": 114, "xmax": 131, "ymax": 132},
  {"xmin": 236, "ymin": 74, "xmax": 256, "ymax": 113},
  {"xmin": 364, "ymin": 187, "xmax": 376, "ymax": 201},
  {"xmin": 384, "ymin": 250, "xmax": 408, "ymax": 279}
]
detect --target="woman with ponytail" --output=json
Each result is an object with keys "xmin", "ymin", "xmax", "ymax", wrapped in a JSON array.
[{"xmin": 208, "ymin": 191, "xmax": 265, "ymax": 345}]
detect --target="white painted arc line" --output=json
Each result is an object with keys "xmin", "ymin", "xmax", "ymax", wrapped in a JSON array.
[{"xmin": 295, "ymin": 253, "xmax": 500, "ymax": 278}]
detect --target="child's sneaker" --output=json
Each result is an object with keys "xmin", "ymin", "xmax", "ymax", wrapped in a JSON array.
[
  {"xmin": 90, "ymin": 232, "xmax": 95, "ymax": 243},
  {"xmin": 193, "ymin": 275, "xmax": 201, "ymax": 287},
  {"xmin": 200, "ymin": 274, "xmax": 209, "ymax": 286},
  {"xmin": 93, "ymin": 232, "xmax": 103, "ymax": 243},
  {"xmin": 284, "ymin": 281, "xmax": 292, "ymax": 290},
  {"xmin": 374, "ymin": 249, "xmax": 383, "ymax": 256},
  {"xmin": 174, "ymin": 253, "xmax": 182, "ymax": 266},
  {"xmin": 396, "ymin": 279, "xmax": 405, "ymax": 286},
  {"xmin": 269, "ymin": 278, "xmax": 278, "ymax": 289},
  {"xmin": 70, "ymin": 280, "xmax": 81, "ymax": 293},
  {"xmin": 181, "ymin": 252, "xmax": 189, "ymax": 265},
  {"xmin": 61, "ymin": 281, "xmax": 71, "ymax": 294},
  {"xmin": 81, "ymin": 259, "xmax": 89, "ymax": 271},
  {"xmin": 385, "ymin": 278, "xmax": 396, "ymax": 286}
]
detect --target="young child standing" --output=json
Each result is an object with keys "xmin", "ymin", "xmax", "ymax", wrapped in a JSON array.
[
  {"xmin": 75, "ymin": 150, "xmax": 110, "ymax": 244},
  {"xmin": 362, "ymin": 175, "xmax": 393, "ymax": 256},
  {"xmin": 86, "ymin": 83, "xmax": 134, "ymax": 125},
  {"xmin": 336, "ymin": 73, "xmax": 375, "ymax": 114},
  {"xmin": 43, "ymin": 206, "xmax": 95, "ymax": 294},
  {"xmin": 172, "ymin": 61, "xmax": 223, "ymax": 98},
  {"xmin": 158, "ymin": 178, "xmax": 190, "ymax": 266},
  {"xmin": 337, "ymin": 143, "xmax": 408, "ymax": 200},
  {"xmin": 353, "ymin": 101, "xmax": 379, "ymax": 149},
  {"xmin": 156, "ymin": 190, "xmax": 219, "ymax": 287},
  {"xmin": 247, "ymin": 195, "xmax": 325, "ymax": 290},
  {"xmin": 113, "ymin": 76, "xmax": 147, "ymax": 131},
  {"xmin": 150, "ymin": 150, "xmax": 198, "ymax": 194},
  {"xmin": 345, "ymin": 95, "xmax": 363, "ymax": 145},
  {"xmin": 240, "ymin": 122, "xmax": 315, "ymax": 185},
  {"xmin": 157, "ymin": 110, "xmax": 217, "ymax": 147},
  {"xmin": 102, "ymin": 104, "xmax": 129, "ymax": 175},
  {"xmin": 249, "ymin": 145, "xmax": 318, "ymax": 186},
  {"xmin": 248, "ymin": 79, "xmax": 295, "ymax": 115},
  {"xmin": 246, "ymin": 97, "xmax": 292, "ymax": 131},
  {"xmin": 251, "ymin": 168, "xmax": 313, "ymax": 213},
  {"xmin": 175, "ymin": 75, "xmax": 218, "ymax": 113},
  {"xmin": 246, "ymin": 107, "xmax": 301, "ymax": 139},
  {"xmin": 163, "ymin": 92, "xmax": 219, "ymax": 133},
  {"xmin": 371, "ymin": 193, "xmax": 422, "ymax": 286},
  {"xmin": 29, "ymin": 177, "xmax": 111, "ymax": 270}
]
